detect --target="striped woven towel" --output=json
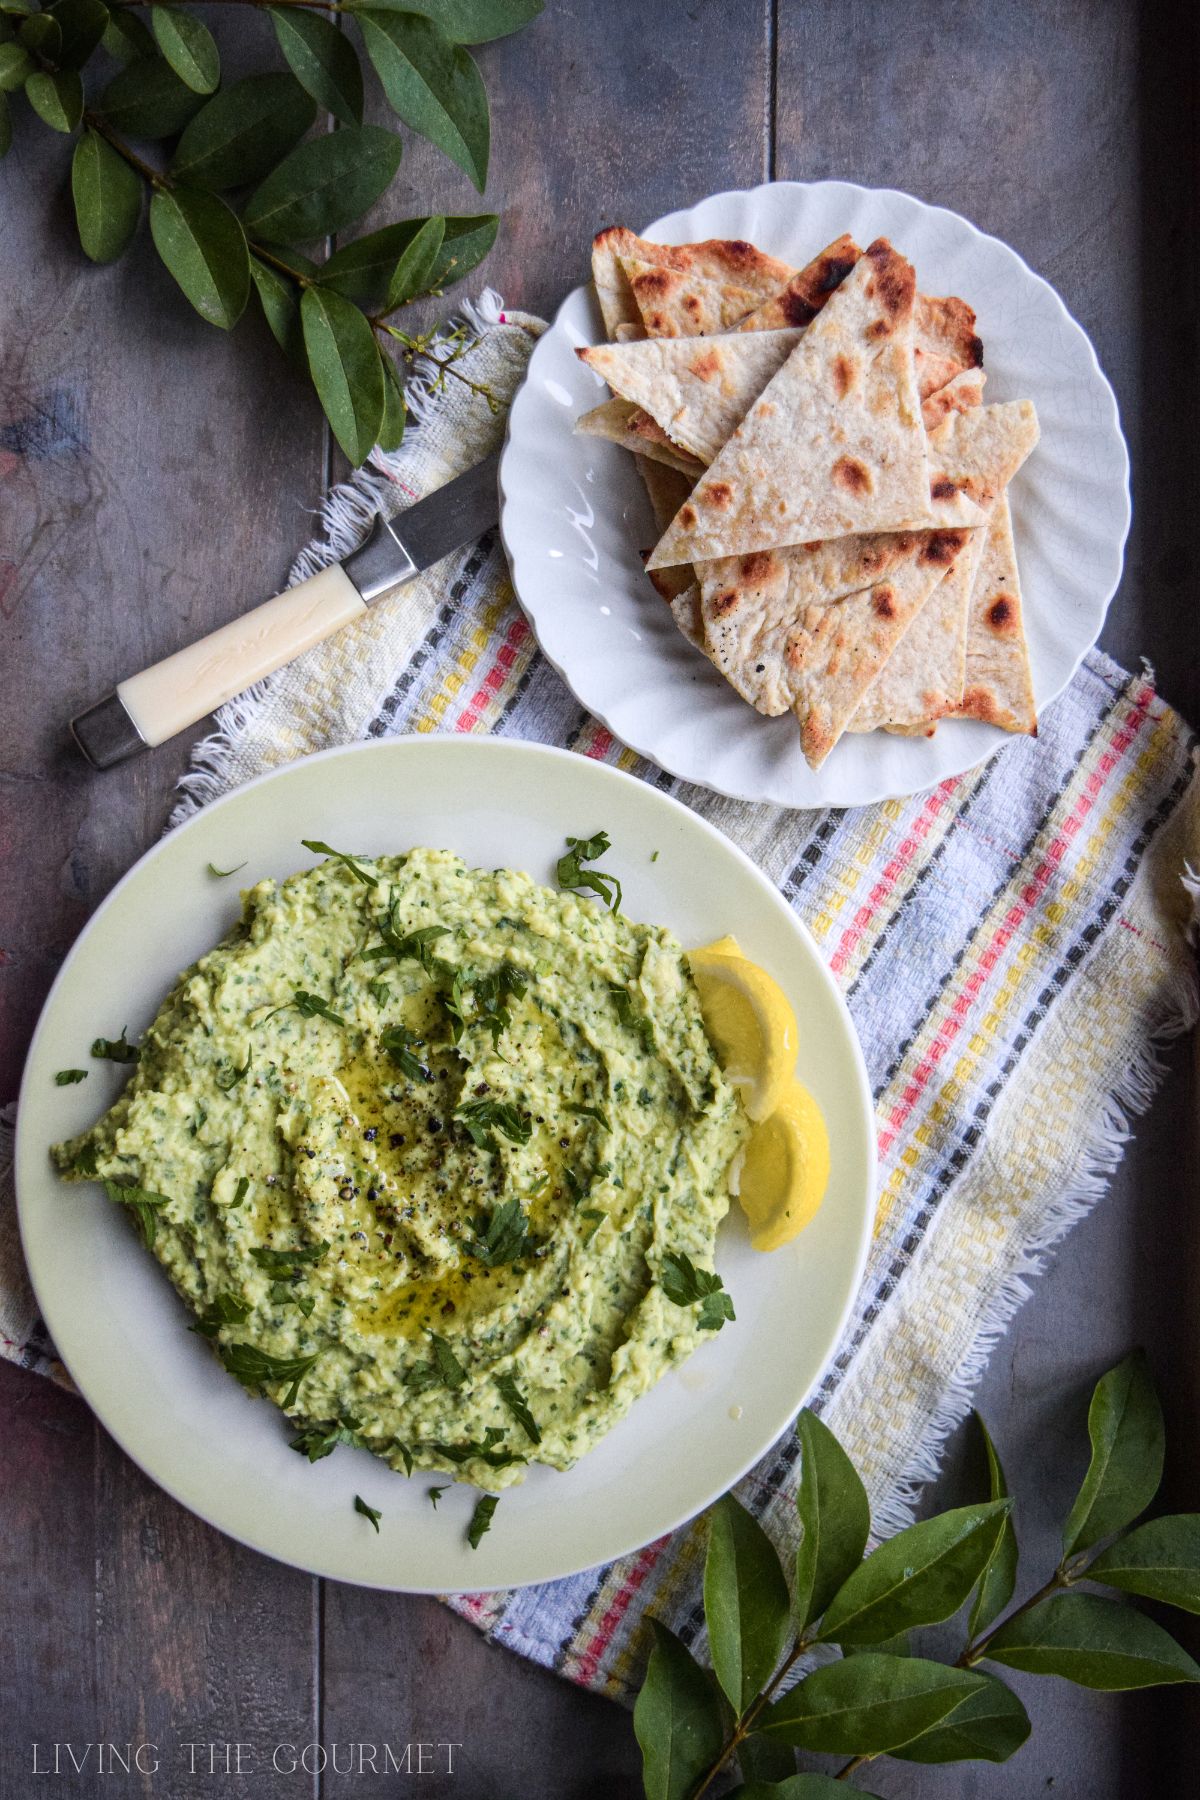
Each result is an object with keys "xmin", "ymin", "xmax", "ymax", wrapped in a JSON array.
[{"xmin": 2, "ymin": 303, "xmax": 1197, "ymax": 1703}]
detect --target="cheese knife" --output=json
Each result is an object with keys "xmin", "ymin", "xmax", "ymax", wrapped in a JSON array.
[{"xmin": 70, "ymin": 450, "xmax": 501, "ymax": 770}]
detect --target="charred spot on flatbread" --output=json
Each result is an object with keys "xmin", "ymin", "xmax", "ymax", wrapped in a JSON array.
[
  {"xmin": 920, "ymin": 529, "xmax": 968, "ymax": 567},
  {"xmin": 739, "ymin": 551, "xmax": 776, "ymax": 581},
  {"xmin": 985, "ymin": 592, "xmax": 1019, "ymax": 633},
  {"xmin": 702, "ymin": 482, "xmax": 734, "ymax": 509},
  {"xmin": 832, "ymin": 353, "xmax": 857, "ymax": 399},
  {"xmin": 679, "ymin": 504, "xmax": 698, "ymax": 528},
  {"xmin": 832, "ymin": 454, "xmax": 873, "ymax": 495},
  {"xmin": 862, "ymin": 239, "xmax": 916, "ymax": 330},
  {"xmin": 688, "ymin": 348, "xmax": 724, "ymax": 383},
  {"xmin": 873, "ymin": 584, "xmax": 898, "ymax": 619}
]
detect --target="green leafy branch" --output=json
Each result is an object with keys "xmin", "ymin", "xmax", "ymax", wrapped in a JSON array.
[
  {"xmin": 0, "ymin": 0, "xmax": 544, "ymax": 461},
  {"xmin": 633, "ymin": 1352, "xmax": 1200, "ymax": 1798}
]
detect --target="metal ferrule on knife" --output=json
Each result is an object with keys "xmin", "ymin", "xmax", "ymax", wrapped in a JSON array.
[{"xmin": 70, "ymin": 451, "xmax": 500, "ymax": 770}]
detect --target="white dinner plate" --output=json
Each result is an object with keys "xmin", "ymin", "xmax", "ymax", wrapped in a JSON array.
[
  {"xmin": 16, "ymin": 738, "xmax": 874, "ymax": 1592},
  {"xmin": 498, "ymin": 180, "xmax": 1131, "ymax": 808}
]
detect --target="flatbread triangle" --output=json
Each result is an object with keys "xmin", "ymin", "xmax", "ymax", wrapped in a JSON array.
[{"xmin": 646, "ymin": 241, "xmax": 943, "ymax": 568}]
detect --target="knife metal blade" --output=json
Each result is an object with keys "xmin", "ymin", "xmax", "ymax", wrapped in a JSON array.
[{"xmin": 70, "ymin": 451, "xmax": 502, "ymax": 770}]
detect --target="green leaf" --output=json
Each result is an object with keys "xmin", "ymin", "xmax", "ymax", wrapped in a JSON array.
[
  {"xmin": 378, "ymin": 353, "xmax": 406, "ymax": 451},
  {"xmin": 300, "ymin": 284, "xmax": 384, "ymax": 464},
  {"xmin": 151, "ymin": 6, "xmax": 218, "ymax": 94},
  {"xmin": 102, "ymin": 1178, "xmax": 170, "ymax": 1249},
  {"xmin": 659, "ymin": 1248, "xmax": 734, "ymax": 1331},
  {"xmin": 427, "ymin": 210, "xmax": 497, "ymax": 288},
  {"xmin": 633, "ymin": 1619, "xmax": 724, "ymax": 1800},
  {"xmin": 888, "ymin": 1672, "xmax": 1030, "ymax": 1764},
  {"xmin": 794, "ymin": 1409, "xmax": 871, "ymax": 1629},
  {"xmin": 356, "ymin": 10, "xmax": 488, "ymax": 191},
  {"xmin": 100, "ymin": 6, "xmax": 154, "ymax": 60},
  {"xmin": 969, "ymin": 1415, "xmax": 1019, "ymax": 1638},
  {"xmin": 1063, "ymin": 1351, "xmax": 1164, "ymax": 1557},
  {"xmin": 25, "ymin": 67, "xmax": 83, "ymax": 130},
  {"xmin": 557, "ymin": 828, "xmax": 622, "ymax": 910},
  {"xmin": 354, "ymin": 1492, "xmax": 382, "ymax": 1531},
  {"xmin": 985, "ymin": 1590, "xmax": 1200, "ymax": 1689},
  {"xmin": 301, "ymin": 837, "xmax": 378, "ymax": 886},
  {"xmin": 55, "ymin": 1068, "xmax": 89, "ymax": 1085},
  {"xmin": 47, "ymin": 0, "xmax": 108, "ymax": 67},
  {"xmin": 467, "ymin": 1490, "xmax": 497, "ymax": 1548},
  {"xmin": 100, "ymin": 55, "xmax": 205, "ymax": 137},
  {"xmin": 495, "ymin": 1370, "xmax": 540, "ymax": 1444},
  {"xmin": 72, "ymin": 128, "xmax": 141, "ymax": 263},
  {"xmin": 243, "ymin": 121, "xmax": 403, "ymax": 245},
  {"xmin": 92, "ymin": 1027, "xmax": 138, "ymax": 1062},
  {"xmin": 150, "ymin": 185, "xmax": 249, "ymax": 329},
  {"xmin": 18, "ymin": 10, "xmax": 60, "ymax": 56},
  {"xmin": 1090, "ymin": 1514, "xmax": 1200, "ymax": 1614},
  {"xmin": 270, "ymin": 6, "xmax": 362, "ymax": 127},
  {"xmin": 248, "ymin": 259, "xmax": 302, "ymax": 356},
  {"xmin": 385, "ymin": 212, "xmax": 445, "ymax": 308},
  {"xmin": 728, "ymin": 1780, "xmax": 882, "ymax": 1800},
  {"xmin": 0, "ymin": 41, "xmax": 31, "ymax": 87},
  {"xmin": 761, "ymin": 1654, "xmax": 990, "ymax": 1754},
  {"xmin": 704, "ymin": 1494, "xmax": 791, "ymax": 1715},
  {"xmin": 217, "ymin": 1339, "xmax": 320, "ymax": 1408},
  {"xmin": 348, "ymin": 0, "xmax": 541, "ymax": 43},
  {"xmin": 318, "ymin": 216, "xmax": 435, "ymax": 304},
  {"xmin": 735, "ymin": 1733, "xmax": 797, "ymax": 1786},
  {"xmin": 466, "ymin": 1195, "xmax": 529, "ymax": 1267},
  {"xmin": 171, "ymin": 72, "xmax": 316, "ymax": 190},
  {"xmin": 819, "ymin": 1500, "xmax": 1011, "ymax": 1646}
]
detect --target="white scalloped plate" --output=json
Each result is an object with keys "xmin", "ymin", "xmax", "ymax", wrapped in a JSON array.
[
  {"xmin": 16, "ymin": 738, "xmax": 874, "ymax": 1593},
  {"xmin": 499, "ymin": 181, "xmax": 1130, "ymax": 808}
]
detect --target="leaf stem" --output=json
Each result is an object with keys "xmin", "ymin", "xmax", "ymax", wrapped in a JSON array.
[
  {"xmin": 82, "ymin": 111, "xmax": 167, "ymax": 188},
  {"xmin": 686, "ymin": 1635, "xmax": 815, "ymax": 1800},
  {"xmin": 248, "ymin": 242, "xmax": 315, "ymax": 286},
  {"xmin": 959, "ymin": 1567, "xmax": 1073, "ymax": 1668},
  {"xmin": 835, "ymin": 1753, "xmax": 875, "ymax": 1781}
]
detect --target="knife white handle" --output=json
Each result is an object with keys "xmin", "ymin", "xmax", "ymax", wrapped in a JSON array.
[{"xmin": 120, "ymin": 564, "xmax": 365, "ymax": 747}]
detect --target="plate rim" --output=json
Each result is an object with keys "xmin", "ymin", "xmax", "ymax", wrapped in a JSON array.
[
  {"xmin": 498, "ymin": 176, "xmax": 1132, "ymax": 810},
  {"xmin": 15, "ymin": 734, "xmax": 876, "ymax": 1592}
]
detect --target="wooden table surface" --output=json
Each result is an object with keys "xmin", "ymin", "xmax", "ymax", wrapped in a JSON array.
[{"xmin": 2, "ymin": 2, "xmax": 1198, "ymax": 1795}]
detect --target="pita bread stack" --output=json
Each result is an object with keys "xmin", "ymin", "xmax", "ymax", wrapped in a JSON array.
[{"xmin": 576, "ymin": 225, "xmax": 1041, "ymax": 770}]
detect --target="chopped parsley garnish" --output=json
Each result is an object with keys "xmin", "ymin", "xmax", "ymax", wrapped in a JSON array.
[
  {"xmin": 216, "ymin": 1341, "xmax": 321, "ymax": 1408},
  {"xmin": 250, "ymin": 1240, "xmax": 329, "ymax": 1277},
  {"xmin": 207, "ymin": 860, "xmax": 247, "ymax": 878},
  {"xmin": 495, "ymin": 1372, "xmax": 541, "ymax": 1445},
  {"xmin": 442, "ymin": 968, "xmax": 469, "ymax": 1042},
  {"xmin": 566, "ymin": 1102, "xmax": 610, "ymax": 1129},
  {"xmin": 380, "ymin": 1024, "xmax": 432, "ymax": 1083},
  {"xmin": 466, "ymin": 1197, "xmax": 530, "ymax": 1268},
  {"xmin": 467, "ymin": 1492, "xmax": 498, "ymax": 1550},
  {"xmin": 659, "ymin": 1250, "xmax": 735, "ymax": 1332},
  {"xmin": 651, "ymin": 849, "xmax": 660, "ymax": 863},
  {"xmin": 293, "ymin": 990, "xmax": 345, "ymax": 1026},
  {"xmin": 428, "ymin": 1485, "xmax": 448, "ymax": 1509},
  {"xmin": 368, "ymin": 979, "xmax": 391, "ymax": 1006},
  {"xmin": 563, "ymin": 1167, "xmax": 586, "ymax": 1203},
  {"xmin": 190, "ymin": 1106, "xmax": 208, "ymax": 1138},
  {"xmin": 557, "ymin": 830, "xmax": 622, "ymax": 913},
  {"xmin": 290, "ymin": 1417, "xmax": 369, "ymax": 1462},
  {"xmin": 456, "ymin": 1100, "xmax": 532, "ymax": 1150},
  {"xmin": 190, "ymin": 1292, "xmax": 252, "ymax": 1338},
  {"xmin": 354, "ymin": 1494, "xmax": 382, "ymax": 1532},
  {"xmin": 74, "ymin": 1143, "xmax": 99, "ymax": 1176},
  {"xmin": 216, "ymin": 1050, "xmax": 251, "ymax": 1091},
  {"xmin": 302, "ymin": 839, "xmax": 379, "ymax": 888},
  {"xmin": 228, "ymin": 1176, "xmax": 250, "ymax": 1209},
  {"xmin": 470, "ymin": 962, "xmax": 528, "ymax": 1048},
  {"xmin": 91, "ymin": 1028, "xmax": 138, "ymax": 1064},
  {"xmin": 54, "ymin": 1068, "xmax": 87, "ymax": 1085},
  {"xmin": 610, "ymin": 984, "xmax": 656, "ymax": 1052},
  {"xmin": 102, "ymin": 1178, "xmax": 169, "ymax": 1248},
  {"xmin": 365, "ymin": 898, "xmax": 448, "ymax": 970},
  {"xmin": 429, "ymin": 1332, "xmax": 468, "ymax": 1389},
  {"xmin": 418, "ymin": 1427, "xmax": 521, "ymax": 1471}
]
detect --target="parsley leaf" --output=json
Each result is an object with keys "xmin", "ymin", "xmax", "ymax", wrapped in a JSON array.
[
  {"xmin": 216, "ymin": 1050, "xmax": 251, "ymax": 1091},
  {"xmin": 190, "ymin": 1292, "xmax": 252, "ymax": 1338},
  {"xmin": 354, "ymin": 1494, "xmax": 382, "ymax": 1532},
  {"xmin": 557, "ymin": 830, "xmax": 622, "ymax": 913},
  {"xmin": 368, "ymin": 979, "xmax": 391, "ymax": 1006},
  {"xmin": 290, "ymin": 1416, "xmax": 368, "ymax": 1462},
  {"xmin": 92, "ymin": 1028, "xmax": 138, "ymax": 1064},
  {"xmin": 208, "ymin": 860, "xmax": 247, "ymax": 878},
  {"xmin": 418, "ymin": 1426, "xmax": 522, "ymax": 1470},
  {"xmin": 365, "ymin": 899, "xmax": 448, "ymax": 970},
  {"xmin": 429, "ymin": 1332, "xmax": 468, "ymax": 1390},
  {"xmin": 456, "ymin": 1099, "xmax": 532, "ymax": 1150},
  {"xmin": 659, "ymin": 1250, "xmax": 735, "ymax": 1332},
  {"xmin": 302, "ymin": 839, "xmax": 379, "ymax": 888},
  {"xmin": 227, "ymin": 1175, "xmax": 250, "ymax": 1209},
  {"xmin": 216, "ymin": 1341, "xmax": 321, "ymax": 1408},
  {"xmin": 250, "ymin": 1241, "xmax": 329, "ymax": 1277},
  {"xmin": 101, "ymin": 1178, "xmax": 169, "ymax": 1248},
  {"xmin": 293, "ymin": 990, "xmax": 345, "ymax": 1025},
  {"xmin": 496, "ymin": 1372, "xmax": 541, "ymax": 1445},
  {"xmin": 566, "ymin": 1102, "xmax": 610, "ymax": 1129},
  {"xmin": 466, "ymin": 1197, "xmax": 530, "ymax": 1268},
  {"xmin": 395, "ymin": 1442, "xmax": 414, "ymax": 1477},
  {"xmin": 610, "ymin": 984, "xmax": 656, "ymax": 1052},
  {"xmin": 380, "ymin": 1024, "xmax": 432, "ymax": 1084},
  {"xmin": 74, "ymin": 1144, "xmax": 99, "ymax": 1177},
  {"xmin": 54, "ymin": 1068, "xmax": 88, "ymax": 1085},
  {"xmin": 428, "ymin": 1485, "xmax": 448, "ymax": 1509},
  {"xmin": 470, "ymin": 962, "xmax": 528, "ymax": 1048},
  {"xmin": 467, "ymin": 1492, "xmax": 498, "ymax": 1550},
  {"xmin": 563, "ymin": 1167, "xmax": 586, "ymax": 1203}
]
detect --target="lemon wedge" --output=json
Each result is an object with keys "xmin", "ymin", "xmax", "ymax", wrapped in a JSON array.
[
  {"xmin": 734, "ymin": 1079, "xmax": 830, "ymax": 1251},
  {"xmin": 687, "ymin": 940, "xmax": 798, "ymax": 1122}
]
